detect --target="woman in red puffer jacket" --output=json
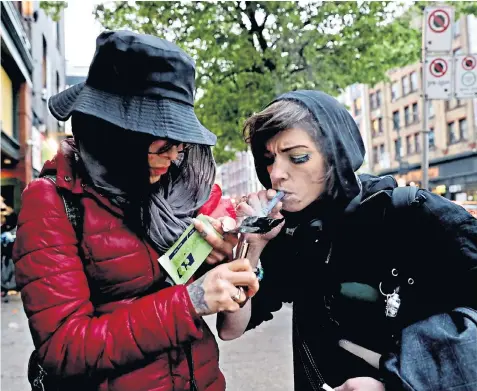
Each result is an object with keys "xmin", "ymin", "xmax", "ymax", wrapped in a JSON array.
[{"xmin": 13, "ymin": 31, "xmax": 258, "ymax": 391}]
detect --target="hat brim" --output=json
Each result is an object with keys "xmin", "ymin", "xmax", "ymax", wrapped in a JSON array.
[{"xmin": 48, "ymin": 83, "xmax": 217, "ymax": 146}]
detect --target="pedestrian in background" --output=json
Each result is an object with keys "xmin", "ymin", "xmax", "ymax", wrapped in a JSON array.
[
  {"xmin": 13, "ymin": 30, "xmax": 257, "ymax": 391},
  {"xmin": 217, "ymin": 90, "xmax": 477, "ymax": 391}
]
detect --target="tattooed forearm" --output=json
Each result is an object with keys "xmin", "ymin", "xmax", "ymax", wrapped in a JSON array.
[{"xmin": 187, "ymin": 276, "xmax": 210, "ymax": 316}]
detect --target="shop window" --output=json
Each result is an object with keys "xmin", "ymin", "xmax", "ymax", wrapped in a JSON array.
[
  {"xmin": 412, "ymin": 102, "xmax": 419, "ymax": 123},
  {"xmin": 410, "ymin": 72, "xmax": 418, "ymax": 92},
  {"xmin": 459, "ymin": 118, "xmax": 468, "ymax": 140},
  {"xmin": 402, "ymin": 75, "xmax": 410, "ymax": 96},
  {"xmin": 0, "ymin": 66, "xmax": 18, "ymax": 140},
  {"xmin": 429, "ymin": 128, "xmax": 435, "ymax": 149},
  {"xmin": 391, "ymin": 81, "xmax": 400, "ymax": 101},
  {"xmin": 415, "ymin": 133, "xmax": 421, "ymax": 153},
  {"xmin": 392, "ymin": 110, "xmax": 400, "ymax": 130},
  {"xmin": 404, "ymin": 106, "xmax": 410, "ymax": 126},
  {"xmin": 448, "ymin": 121, "xmax": 458, "ymax": 144}
]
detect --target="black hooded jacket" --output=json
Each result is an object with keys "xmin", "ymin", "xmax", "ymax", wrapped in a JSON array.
[{"xmin": 246, "ymin": 91, "xmax": 477, "ymax": 390}]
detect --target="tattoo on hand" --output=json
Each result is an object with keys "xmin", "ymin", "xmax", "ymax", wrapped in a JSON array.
[{"xmin": 187, "ymin": 277, "xmax": 209, "ymax": 316}]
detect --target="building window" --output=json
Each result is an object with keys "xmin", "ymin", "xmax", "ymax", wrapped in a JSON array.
[
  {"xmin": 402, "ymin": 75, "xmax": 410, "ymax": 96},
  {"xmin": 56, "ymin": 22, "xmax": 61, "ymax": 50},
  {"xmin": 428, "ymin": 101, "xmax": 435, "ymax": 118},
  {"xmin": 394, "ymin": 138, "xmax": 401, "ymax": 160},
  {"xmin": 42, "ymin": 36, "xmax": 48, "ymax": 91},
  {"xmin": 378, "ymin": 117, "xmax": 383, "ymax": 134},
  {"xmin": 410, "ymin": 72, "xmax": 418, "ymax": 92},
  {"xmin": 369, "ymin": 93, "xmax": 376, "ymax": 111},
  {"xmin": 459, "ymin": 118, "xmax": 468, "ymax": 140},
  {"xmin": 353, "ymin": 97, "xmax": 362, "ymax": 116},
  {"xmin": 391, "ymin": 81, "xmax": 400, "ymax": 101},
  {"xmin": 379, "ymin": 144, "xmax": 385, "ymax": 161},
  {"xmin": 392, "ymin": 110, "xmax": 400, "ymax": 130},
  {"xmin": 412, "ymin": 102, "xmax": 419, "ymax": 123},
  {"xmin": 376, "ymin": 90, "xmax": 382, "ymax": 108},
  {"xmin": 446, "ymin": 99, "xmax": 460, "ymax": 111},
  {"xmin": 448, "ymin": 121, "xmax": 458, "ymax": 144},
  {"xmin": 0, "ymin": 66, "xmax": 18, "ymax": 140},
  {"xmin": 373, "ymin": 146, "xmax": 378, "ymax": 163},
  {"xmin": 404, "ymin": 106, "xmax": 410, "ymax": 126},
  {"xmin": 56, "ymin": 71, "xmax": 60, "ymax": 94},
  {"xmin": 429, "ymin": 128, "xmax": 435, "ymax": 149},
  {"xmin": 406, "ymin": 135, "xmax": 413, "ymax": 155},
  {"xmin": 372, "ymin": 119, "xmax": 379, "ymax": 137},
  {"xmin": 415, "ymin": 133, "xmax": 421, "ymax": 153}
]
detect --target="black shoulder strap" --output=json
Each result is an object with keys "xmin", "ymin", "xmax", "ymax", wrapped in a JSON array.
[
  {"xmin": 391, "ymin": 186, "xmax": 419, "ymax": 209},
  {"xmin": 43, "ymin": 175, "xmax": 83, "ymax": 240}
]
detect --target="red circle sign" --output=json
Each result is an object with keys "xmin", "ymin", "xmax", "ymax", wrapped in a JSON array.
[
  {"xmin": 462, "ymin": 56, "xmax": 476, "ymax": 71},
  {"xmin": 430, "ymin": 58, "xmax": 448, "ymax": 78},
  {"xmin": 428, "ymin": 9, "xmax": 450, "ymax": 33}
]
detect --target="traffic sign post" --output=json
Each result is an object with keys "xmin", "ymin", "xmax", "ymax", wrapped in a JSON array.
[
  {"xmin": 424, "ymin": 6, "xmax": 454, "ymax": 52},
  {"xmin": 454, "ymin": 55, "xmax": 477, "ymax": 99},
  {"xmin": 422, "ymin": 6, "xmax": 454, "ymax": 191}
]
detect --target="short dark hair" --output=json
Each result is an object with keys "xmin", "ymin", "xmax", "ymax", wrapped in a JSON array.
[{"xmin": 243, "ymin": 100, "xmax": 336, "ymax": 196}]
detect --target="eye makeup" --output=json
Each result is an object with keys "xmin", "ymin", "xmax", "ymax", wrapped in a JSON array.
[{"xmin": 290, "ymin": 154, "xmax": 310, "ymax": 164}]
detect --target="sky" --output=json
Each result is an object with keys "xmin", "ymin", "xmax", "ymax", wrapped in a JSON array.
[{"xmin": 64, "ymin": 1, "xmax": 103, "ymax": 69}]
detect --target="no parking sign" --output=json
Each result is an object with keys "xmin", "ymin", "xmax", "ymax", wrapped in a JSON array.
[
  {"xmin": 424, "ymin": 6, "xmax": 454, "ymax": 52},
  {"xmin": 424, "ymin": 56, "xmax": 453, "ymax": 99},
  {"xmin": 455, "ymin": 55, "xmax": 477, "ymax": 99}
]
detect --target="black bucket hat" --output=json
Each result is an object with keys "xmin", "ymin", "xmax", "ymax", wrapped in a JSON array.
[{"xmin": 49, "ymin": 30, "xmax": 216, "ymax": 146}]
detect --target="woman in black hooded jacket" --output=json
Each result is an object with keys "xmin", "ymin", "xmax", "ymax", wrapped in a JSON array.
[{"xmin": 217, "ymin": 90, "xmax": 477, "ymax": 391}]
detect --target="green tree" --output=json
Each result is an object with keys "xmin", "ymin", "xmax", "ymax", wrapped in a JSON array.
[
  {"xmin": 40, "ymin": 1, "xmax": 68, "ymax": 22},
  {"xmin": 95, "ymin": 1, "xmax": 423, "ymax": 162},
  {"xmin": 79, "ymin": 2, "xmax": 466, "ymax": 163}
]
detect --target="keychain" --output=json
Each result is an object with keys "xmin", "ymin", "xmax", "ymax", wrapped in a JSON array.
[{"xmin": 379, "ymin": 283, "xmax": 401, "ymax": 318}]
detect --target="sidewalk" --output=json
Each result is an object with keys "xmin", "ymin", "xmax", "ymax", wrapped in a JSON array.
[{"xmin": 1, "ymin": 293, "xmax": 293, "ymax": 390}]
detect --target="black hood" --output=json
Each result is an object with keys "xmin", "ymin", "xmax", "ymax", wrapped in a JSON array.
[{"xmin": 272, "ymin": 90, "xmax": 366, "ymax": 212}]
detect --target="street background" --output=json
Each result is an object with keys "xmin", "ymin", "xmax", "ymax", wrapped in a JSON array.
[
  {"xmin": 2, "ymin": 2, "xmax": 477, "ymax": 391},
  {"xmin": 1, "ymin": 293, "xmax": 293, "ymax": 391}
]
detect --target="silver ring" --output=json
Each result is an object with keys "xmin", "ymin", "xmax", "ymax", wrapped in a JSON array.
[
  {"xmin": 231, "ymin": 287, "xmax": 243, "ymax": 303},
  {"xmin": 379, "ymin": 282, "xmax": 394, "ymax": 297}
]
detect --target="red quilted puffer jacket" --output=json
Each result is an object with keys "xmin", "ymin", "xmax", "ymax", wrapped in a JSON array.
[{"xmin": 13, "ymin": 139, "xmax": 236, "ymax": 391}]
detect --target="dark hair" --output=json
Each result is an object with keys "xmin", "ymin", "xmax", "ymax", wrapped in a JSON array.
[{"xmin": 243, "ymin": 100, "xmax": 336, "ymax": 196}]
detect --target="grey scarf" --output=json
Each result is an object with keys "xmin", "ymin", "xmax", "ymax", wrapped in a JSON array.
[{"xmin": 72, "ymin": 114, "xmax": 216, "ymax": 253}]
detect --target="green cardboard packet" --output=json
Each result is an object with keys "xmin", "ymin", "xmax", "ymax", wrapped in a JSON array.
[{"xmin": 158, "ymin": 214, "xmax": 221, "ymax": 285}]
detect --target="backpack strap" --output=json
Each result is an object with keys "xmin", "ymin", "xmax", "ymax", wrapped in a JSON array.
[
  {"xmin": 391, "ymin": 186, "xmax": 419, "ymax": 209},
  {"xmin": 43, "ymin": 174, "xmax": 83, "ymax": 240}
]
